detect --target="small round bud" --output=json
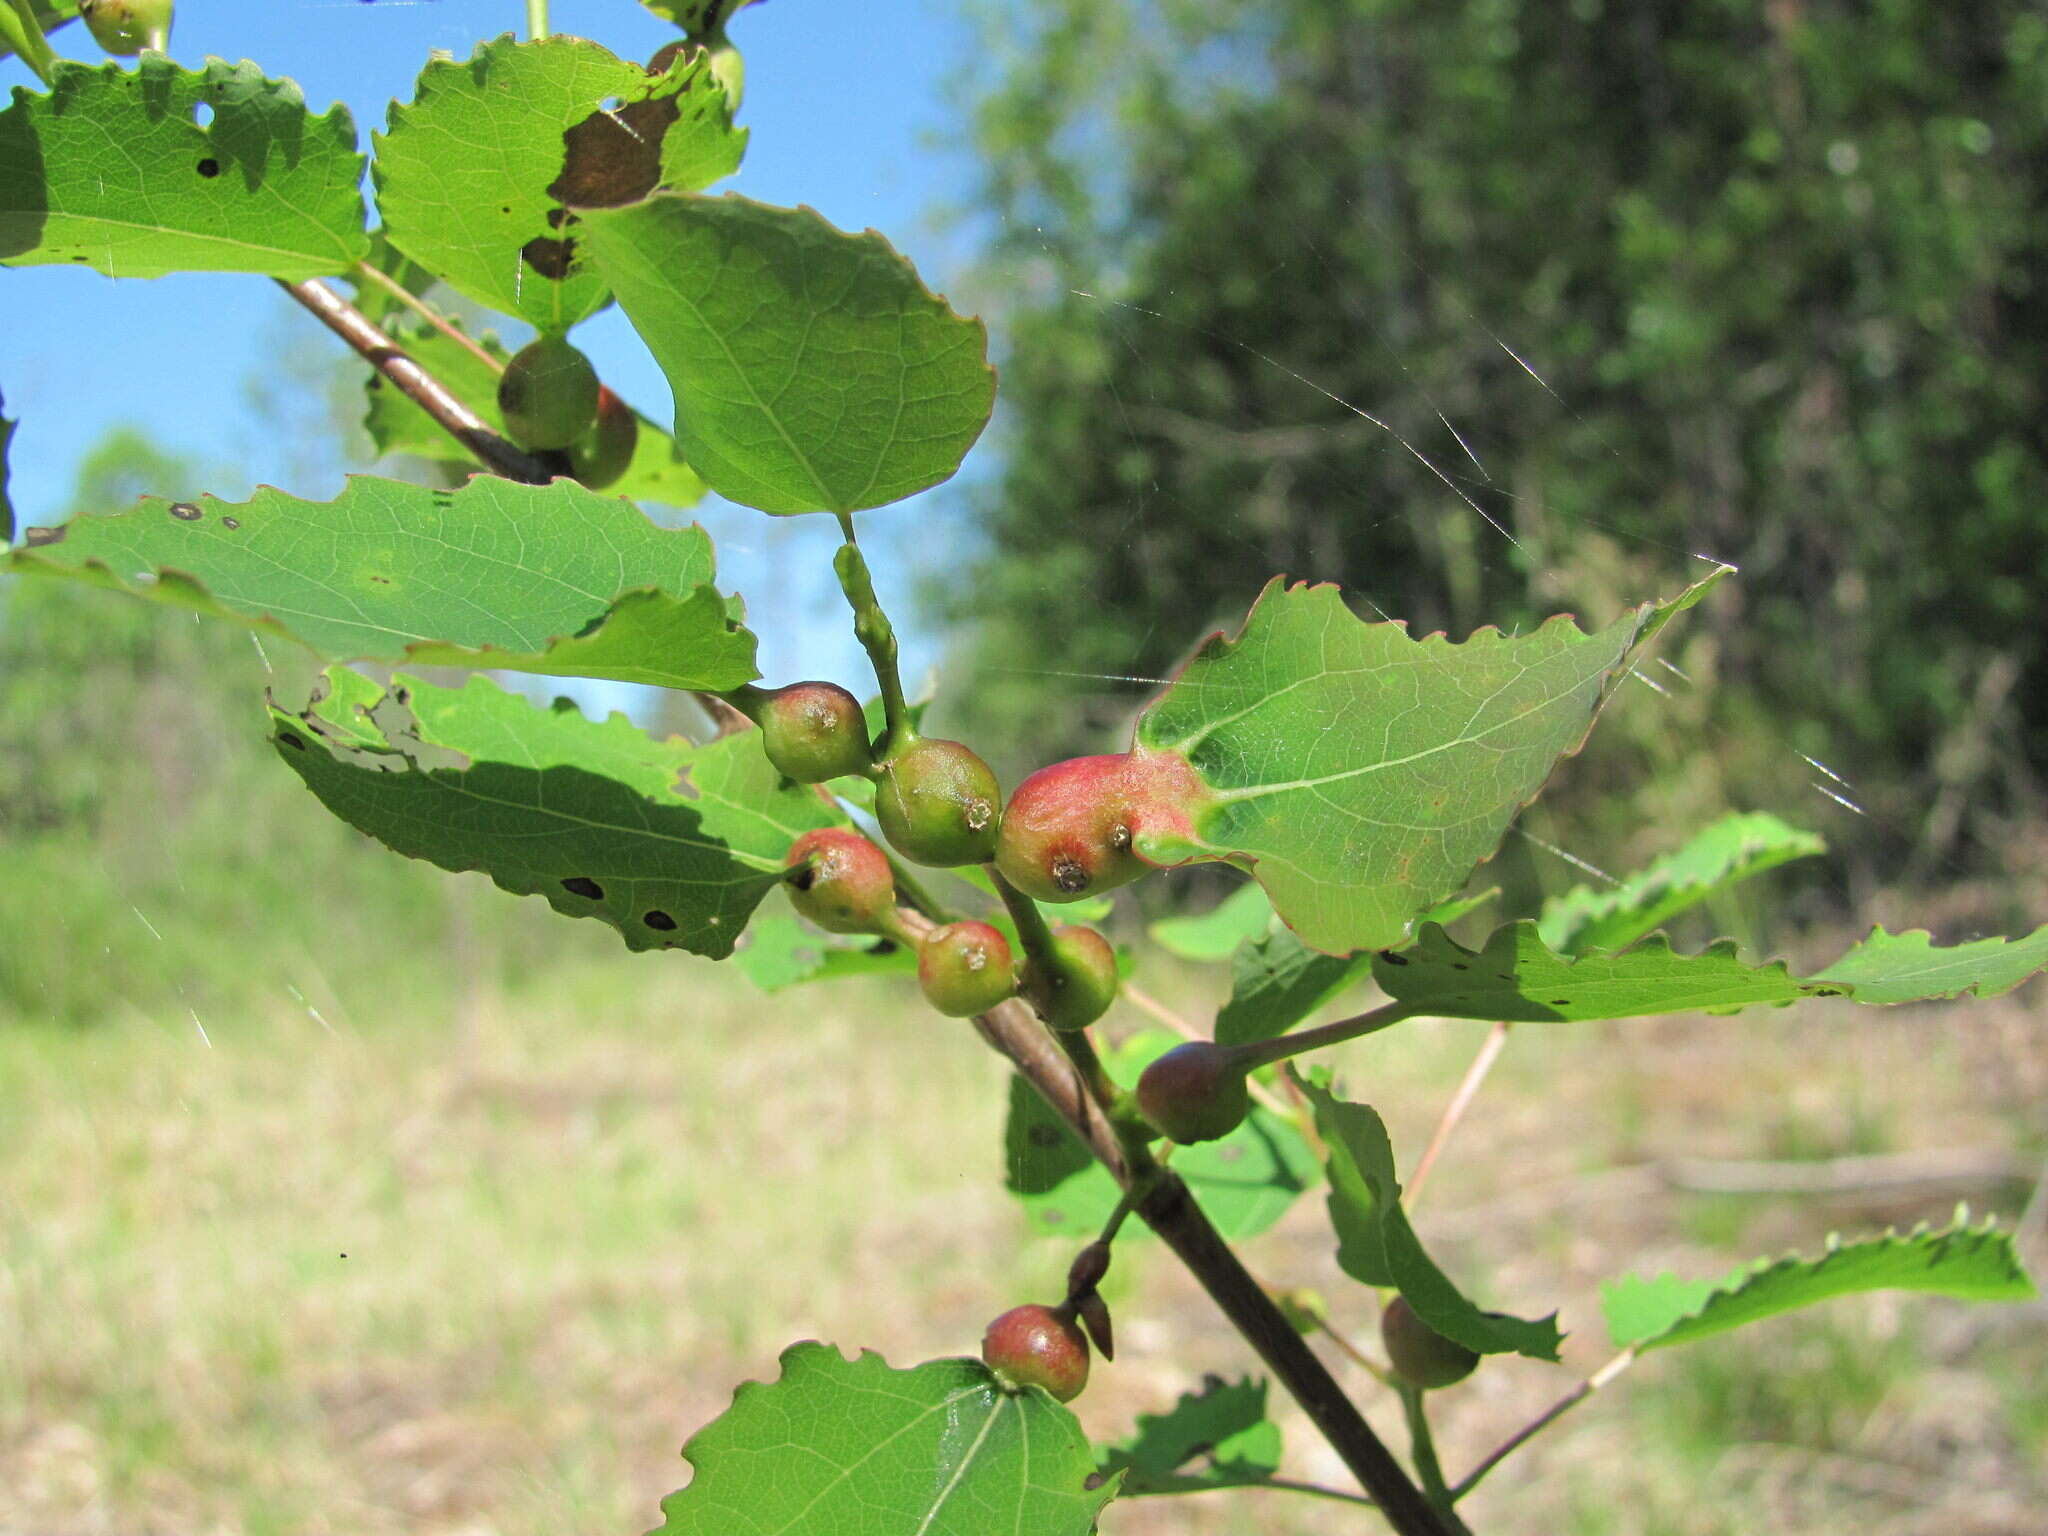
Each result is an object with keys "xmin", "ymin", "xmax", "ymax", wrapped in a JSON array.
[
  {"xmin": 1135, "ymin": 1041, "xmax": 1251, "ymax": 1143},
  {"xmin": 916, "ymin": 921, "xmax": 1016, "ymax": 1018},
  {"xmin": 498, "ymin": 335, "xmax": 601, "ymax": 451},
  {"xmin": 874, "ymin": 739, "xmax": 1002, "ymax": 867},
  {"xmin": 981, "ymin": 1303, "xmax": 1090, "ymax": 1403},
  {"xmin": 566, "ymin": 385, "xmax": 639, "ymax": 490},
  {"xmin": 77, "ymin": 0, "xmax": 172, "ymax": 55},
  {"xmin": 757, "ymin": 682, "xmax": 871, "ymax": 784},
  {"xmin": 1381, "ymin": 1297, "xmax": 1479, "ymax": 1390},
  {"xmin": 784, "ymin": 828, "xmax": 895, "ymax": 935},
  {"xmin": 1023, "ymin": 924, "xmax": 1118, "ymax": 1032}
]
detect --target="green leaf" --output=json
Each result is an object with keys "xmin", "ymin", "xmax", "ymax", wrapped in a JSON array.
[
  {"xmin": 1810, "ymin": 923, "xmax": 2048, "ymax": 1004},
  {"xmin": 272, "ymin": 670, "xmax": 836, "ymax": 957},
  {"xmin": 0, "ymin": 56, "xmax": 368, "ymax": 278},
  {"xmin": 1300, "ymin": 1078, "xmax": 1561, "ymax": 1360},
  {"xmin": 6, "ymin": 475, "xmax": 756, "ymax": 691},
  {"xmin": 0, "ymin": 390, "xmax": 16, "ymax": 545},
  {"xmin": 372, "ymin": 36, "xmax": 744, "ymax": 333},
  {"xmin": 1149, "ymin": 882, "xmax": 1274, "ymax": 962},
  {"xmin": 1373, "ymin": 921, "xmax": 1829, "ymax": 1022},
  {"xmin": 359, "ymin": 316, "xmax": 708, "ymax": 508},
  {"xmin": 730, "ymin": 898, "xmax": 914, "ymax": 992},
  {"xmin": 1539, "ymin": 811, "xmax": 1826, "ymax": 956},
  {"xmin": 1097, "ymin": 1377, "xmax": 1280, "ymax": 1495},
  {"xmin": 1005, "ymin": 1030, "xmax": 1318, "ymax": 1241},
  {"xmin": 652, "ymin": 1342, "xmax": 1117, "ymax": 1536},
  {"xmin": 1215, "ymin": 889, "xmax": 1498, "ymax": 1047},
  {"xmin": 1603, "ymin": 1217, "xmax": 2036, "ymax": 1352},
  {"xmin": 1132, "ymin": 568, "xmax": 1729, "ymax": 956},
  {"xmin": 582, "ymin": 193, "xmax": 997, "ymax": 514},
  {"xmin": 1370, "ymin": 919, "xmax": 2048, "ymax": 1023}
]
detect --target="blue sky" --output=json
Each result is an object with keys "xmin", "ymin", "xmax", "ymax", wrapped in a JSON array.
[{"xmin": 2, "ymin": 0, "xmax": 986, "ymax": 692}]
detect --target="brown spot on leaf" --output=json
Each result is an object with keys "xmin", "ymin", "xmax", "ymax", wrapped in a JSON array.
[
  {"xmin": 22, "ymin": 525, "xmax": 66, "ymax": 547},
  {"xmin": 562, "ymin": 877, "xmax": 604, "ymax": 901},
  {"xmin": 643, "ymin": 910, "xmax": 678, "ymax": 931},
  {"xmin": 195, "ymin": 158, "xmax": 221, "ymax": 178},
  {"xmin": 168, "ymin": 502, "xmax": 203, "ymax": 522},
  {"xmin": 1379, "ymin": 950, "xmax": 1409, "ymax": 966},
  {"xmin": 551, "ymin": 93, "xmax": 682, "ymax": 208},
  {"xmin": 1028, "ymin": 1124, "xmax": 1064, "ymax": 1149},
  {"xmin": 277, "ymin": 731, "xmax": 307, "ymax": 751},
  {"xmin": 520, "ymin": 235, "xmax": 577, "ymax": 281},
  {"xmin": 220, "ymin": 516, "xmax": 240, "ymax": 530}
]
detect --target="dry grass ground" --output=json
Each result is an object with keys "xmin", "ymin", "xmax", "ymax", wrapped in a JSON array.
[{"xmin": 2, "ymin": 907, "xmax": 2043, "ymax": 1536}]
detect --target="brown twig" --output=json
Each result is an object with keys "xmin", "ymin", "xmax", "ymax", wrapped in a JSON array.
[
  {"xmin": 892, "ymin": 909, "xmax": 1454, "ymax": 1535},
  {"xmin": 1407, "ymin": 1020, "xmax": 1513, "ymax": 1211},
  {"xmin": 352, "ymin": 261, "xmax": 507, "ymax": 375},
  {"xmin": 276, "ymin": 277, "xmax": 556, "ymax": 485}
]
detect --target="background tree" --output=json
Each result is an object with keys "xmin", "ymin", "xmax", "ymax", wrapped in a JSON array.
[{"xmin": 943, "ymin": 0, "xmax": 2048, "ymax": 891}]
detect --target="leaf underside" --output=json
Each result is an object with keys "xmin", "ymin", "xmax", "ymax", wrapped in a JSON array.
[
  {"xmin": 0, "ymin": 56, "xmax": 368, "ymax": 278},
  {"xmin": 1005, "ymin": 1030, "xmax": 1317, "ymax": 1242},
  {"xmin": 1302, "ymin": 1078, "xmax": 1562, "ymax": 1360},
  {"xmin": 274, "ymin": 669, "xmax": 838, "ymax": 957},
  {"xmin": 1539, "ymin": 811, "xmax": 1826, "ymax": 956},
  {"xmin": 653, "ymin": 1343, "xmax": 1116, "ymax": 1536},
  {"xmin": 5, "ymin": 474, "xmax": 757, "ymax": 691},
  {"xmin": 1603, "ymin": 1217, "xmax": 2036, "ymax": 1351},
  {"xmin": 372, "ymin": 34, "xmax": 744, "ymax": 331},
  {"xmin": 1134, "ymin": 568, "xmax": 1730, "ymax": 955},
  {"xmin": 583, "ymin": 192, "xmax": 996, "ymax": 514}
]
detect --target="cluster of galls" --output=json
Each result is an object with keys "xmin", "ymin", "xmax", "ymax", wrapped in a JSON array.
[
  {"xmin": 760, "ymin": 685, "xmax": 1132, "ymax": 1032},
  {"xmin": 497, "ymin": 336, "xmax": 640, "ymax": 491}
]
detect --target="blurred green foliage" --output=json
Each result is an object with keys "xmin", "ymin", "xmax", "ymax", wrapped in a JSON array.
[
  {"xmin": 0, "ymin": 431, "xmax": 477, "ymax": 1024},
  {"xmin": 944, "ymin": 0, "xmax": 2047, "ymax": 880}
]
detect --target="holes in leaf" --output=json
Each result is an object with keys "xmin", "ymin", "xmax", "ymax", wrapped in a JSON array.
[
  {"xmin": 193, "ymin": 102, "xmax": 214, "ymax": 127},
  {"xmin": 643, "ymin": 910, "xmax": 678, "ymax": 931},
  {"xmin": 561, "ymin": 876, "xmax": 604, "ymax": 901},
  {"xmin": 520, "ymin": 235, "xmax": 576, "ymax": 280}
]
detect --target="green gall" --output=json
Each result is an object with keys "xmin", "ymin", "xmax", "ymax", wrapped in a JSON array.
[
  {"xmin": 1381, "ymin": 1296, "xmax": 1479, "ymax": 1390},
  {"xmin": 874, "ymin": 738, "xmax": 1002, "ymax": 867},
  {"xmin": 1023, "ymin": 924, "xmax": 1118, "ymax": 1032},
  {"xmin": 497, "ymin": 335, "xmax": 601, "ymax": 451},
  {"xmin": 565, "ymin": 385, "xmax": 639, "ymax": 491},
  {"xmin": 981, "ymin": 1303, "xmax": 1090, "ymax": 1403},
  {"xmin": 757, "ymin": 681, "xmax": 872, "ymax": 784},
  {"xmin": 916, "ymin": 921, "xmax": 1016, "ymax": 1018},
  {"xmin": 1135, "ymin": 1041, "xmax": 1251, "ymax": 1143},
  {"xmin": 784, "ymin": 828, "xmax": 895, "ymax": 936},
  {"xmin": 78, "ymin": 0, "xmax": 172, "ymax": 55}
]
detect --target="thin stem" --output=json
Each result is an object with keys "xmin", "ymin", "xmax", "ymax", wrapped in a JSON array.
[
  {"xmin": 1120, "ymin": 979, "xmax": 1201, "ymax": 1041},
  {"xmin": 1305, "ymin": 1306, "xmax": 1394, "ymax": 1387},
  {"xmin": 1399, "ymin": 1385, "xmax": 1470, "ymax": 1533},
  {"xmin": 831, "ymin": 518, "xmax": 912, "ymax": 758},
  {"xmin": 2, "ymin": 0, "xmax": 57, "ymax": 84},
  {"xmin": 1451, "ymin": 1346, "xmax": 1637, "ymax": 1500},
  {"xmin": 1235, "ymin": 998, "xmax": 1418, "ymax": 1073},
  {"xmin": 1407, "ymin": 1021, "xmax": 1513, "ymax": 1212},
  {"xmin": 353, "ymin": 261, "xmax": 505, "ymax": 375},
  {"xmin": 525, "ymin": 0, "xmax": 550, "ymax": 42},
  {"xmin": 1257, "ymin": 1477, "xmax": 1378, "ymax": 1509},
  {"xmin": 277, "ymin": 278, "xmax": 557, "ymax": 485}
]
